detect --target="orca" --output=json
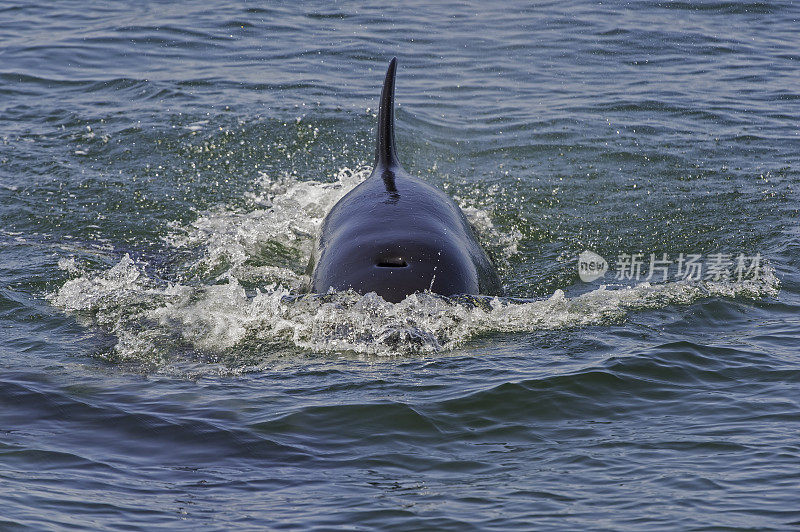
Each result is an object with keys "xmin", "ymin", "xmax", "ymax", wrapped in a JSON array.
[{"xmin": 308, "ymin": 58, "xmax": 502, "ymax": 303}]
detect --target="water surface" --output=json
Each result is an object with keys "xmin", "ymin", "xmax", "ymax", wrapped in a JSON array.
[{"xmin": 1, "ymin": 1, "xmax": 799, "ymax": 529}]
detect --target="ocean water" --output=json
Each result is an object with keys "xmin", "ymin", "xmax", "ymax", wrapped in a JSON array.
[{"xmin": 1, "ymin": 0, "xmax": 799, "ymax": 529}]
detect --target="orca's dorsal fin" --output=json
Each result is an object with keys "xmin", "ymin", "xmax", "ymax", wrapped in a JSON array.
[{"xmin": 374, "ymin": 57, "xmax": 400, "ymax": 170}]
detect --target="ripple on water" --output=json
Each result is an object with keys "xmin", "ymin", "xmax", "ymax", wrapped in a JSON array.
[{"xmin": 2, "ymin": 0, "xmax": 799, "ymax": 529}]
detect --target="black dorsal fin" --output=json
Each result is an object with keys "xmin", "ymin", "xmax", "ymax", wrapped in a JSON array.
[{"xmin": 374, "ymin": 57, "xmax": 400, "ymax": 170}]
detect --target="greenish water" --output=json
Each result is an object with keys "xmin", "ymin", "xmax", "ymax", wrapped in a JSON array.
[{"xmin": 1, "ymin": 1, "xmax": 798, "ymax": 529}]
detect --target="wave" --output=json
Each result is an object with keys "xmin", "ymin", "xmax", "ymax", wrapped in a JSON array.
[{"xmin": 48, "ymin": 168, "xmax": 779, "ymax": 365}]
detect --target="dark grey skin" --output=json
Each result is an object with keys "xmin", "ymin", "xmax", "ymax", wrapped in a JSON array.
[{"xmin": 308, "ymin": 58, "xmax": 502, "ymax": 303}]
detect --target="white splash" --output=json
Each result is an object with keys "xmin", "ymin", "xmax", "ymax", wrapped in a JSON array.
[
  {"xmin": 166, "ymin": 167, "xmax": 369, "ymax": 289},
  {"xmin": 50, "ymin": 168, "xmax": 780, "ymax": 366}
]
